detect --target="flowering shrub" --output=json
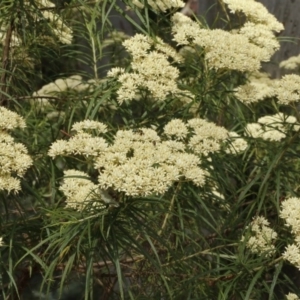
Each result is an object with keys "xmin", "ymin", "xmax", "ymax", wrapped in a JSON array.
[
  {"xmin": 1, "ymin": 0, "xmax": 300, "ymax": 299},
  {"xmin": 0, "ymin": 107, "xmax": 32, "ymax": 193}
]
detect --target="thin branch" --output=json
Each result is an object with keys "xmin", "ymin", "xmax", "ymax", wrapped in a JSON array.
[
  {"xmin": 0, "ymin": 21, "xmax": 14, "ymax": 105},
  {"xmin": 16, "ymin": 95, "xmax": 62, "ymax": 101},
  {"xmin": 158, "ymin": 183, "xmax": 181, "ymax": 236}
]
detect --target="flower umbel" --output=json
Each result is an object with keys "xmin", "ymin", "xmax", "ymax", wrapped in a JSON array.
[
  {"xmin": 0, "ymin": 109, "xmax": 32, "ymax": 194},
  {"xmin": 109, "ymin": 34, "xmax": 189, "ymax": 104},
  {"xmin": 59, "ymin": 170, "xmax": 99, "ymax": 211},
  {"xmin": 49, "ymin": 119, "xmax": 246, "ymax": 198},
  {"xmin": 241, "ymin": 216, "xmax": 277, "ymax": 256}
]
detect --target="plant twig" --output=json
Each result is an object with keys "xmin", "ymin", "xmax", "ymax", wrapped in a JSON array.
[
  {"xmin": 0, "ymin": 21, "xmax": 14, "ymax": 105},
  {"xmin": 157, "ymin": 183, "xmax": 181, "ymax": 236}
]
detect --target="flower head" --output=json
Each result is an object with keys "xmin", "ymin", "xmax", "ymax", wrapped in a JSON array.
[
  {"xmin": 222, "ymin": 0, "xmax": 284, "ymax": 32},
  {"xmin": 59, "ymin": 170, "xmax": 99, "ymax": 211},
  {"xmin": 0, "ymin": 109, "xmax": 32, "ymax": 194},
  {"xmin": 110, "ymin": 34, "xmax": 189, "ymax": 104},
  {"xmin": 0, "ymin": 107, "xmax": 26, "ymax": 130},
  {"xmin": 241, "ymin": 216, "xmax": 277, "ymax": 256}
]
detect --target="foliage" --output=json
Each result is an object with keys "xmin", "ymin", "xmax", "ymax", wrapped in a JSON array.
[{"xmin": 1, "ymin": 0, "xmax": 300, "ymax": 299}]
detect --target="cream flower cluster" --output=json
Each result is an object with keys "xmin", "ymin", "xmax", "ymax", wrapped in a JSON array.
[
  {"xmin": 32, "ymin": 75, "xmax": 94, "ymax": 109},
  {"xmin": 132, "ymin": 0, "xmax": 185, "ymax": 12},
  {"xmin": 71, "ymin": 120, "xmax": 108, "ymax": 134},
  {"xmin": 282, "ymin": 244, "xmax": 300, "ymax": 271},
  {"xmin": 33, "ymin": 75, "xmax": 91, "ymax": 97},
  {"xmin": 132, "ymin": 0, "xmax": 186, "ymax": 11},
  {"xmin": 273, "ymin": 75, "xmax": 300, "ymax": 105},
  {"xmin": 107, "ymin": 34, "xmax": 189, "ymax": 104},
  {"xmin": 171, "ymin": 13, "xmax": 201, "ymax": 46},
  {"xmin": 241, "ymin": 216, "xmax": 277, "ymax": 256},
  {"xmin": 171, "ymin": 0, "xmax": 283, "ymax": 72},
  {"xmin": 132, "ymin": 0, "xmax": 185, "ymax": 11},
  {"xmin": 280, "ymin": 197, "xmax": 300, "ymax": 270},
  {"xmin": 34, "ymin": 0, "xmax": 72, "ymax": 44},
  {"xmin": 237, "ymin": 73, "xmax": 300, "ymax": 105},
  {"xmin": 235, "ymin": 81, "xmax": 276, "ymax": 104},
  {"xmin": 49, "ymin": 118, "xmax": 245, "ymax": 197},
  {"xmin": 222, "ymin": 0, "xmax": 284, "ymax": 32},
  {"xmin": 59, "ymin": 169, "xmax": 99, "ymax": 211},
  {"xmin": 281, "ymin": 197, "xmax": 300, "ymax": 236},
  {"xmin": 148, "ymin": 0, "xmax": 185, "ymax": 12},
  {"xmin": 286, "ymin": 293, "xmax": 300, "ymax": 300},
  {"xmin": 196, "ymin": 29, "xmax": 269, "ymax": 71},
  {"xmin": 1, "ymin": 0, "xmax": 72, "ymax": 46},
  {"xmin": 187, "ymin": 118, "xmax": 231, "ymax": 156},
  {"xmin": 0, "ymin": 107, "xmax": 26, "ymax": 130},
  {"xmin": 225, "ymin": 132, "xmax": 248, "ymax": 154},
  {"xmin": 222, "ymin": 0, "xmax": 283, "ymax": 61},
  {"xmin": 57, "ymin": 169, "xmax": 116, "ymax": 211},
  {"xmin": 0, "ymin": 108, "xmax": 32, "ymax": 193},
  {"xmin": 238, "ymin": 22, "xmax": 280, "ymax": 59},
  {"xmin": 172, "ymin": 13, "xmax": 270, "ymax": 72},
  {"xmin": 280, "ymin": 54, "xmax": 300, "ymax": 71},
  {"xmin": 48, "ymin": 120, "xmax": 108, "ymax": 158},
  {"xmin": 245, "ymin": 113, "xmax": 300, "ymax": 142},
  {"xmin": 235, "ymin": 72, "xmax": 275, "ymax": 104},
  {"xmin": 41, "ymin": 10, "xmax": 72, "ymax": 45}
]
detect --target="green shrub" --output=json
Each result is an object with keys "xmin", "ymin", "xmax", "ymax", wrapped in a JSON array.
[{"xmin": 1, "ymin": 0, "xmax": 300, "ymax": 299}]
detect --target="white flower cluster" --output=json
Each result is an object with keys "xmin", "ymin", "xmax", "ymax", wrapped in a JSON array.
[
  {"xmin": 280, "ymin": 197, "xmax": 300, "ymax": 270},
  {"xmin": 282, "ymin": 244, "xmax": 300, "ymax": 270},
  {"xmin": 280, "ymin": 54, "xmax": 300, "ymax": 71},
  {"xmin": 59, "ymin": 169, "xmax": 99, "ymax": 211},
  {"xmin": 36, "ymin": 0, "xmax": 72, "ymax": 44},
  {"xmin": 236, "ymin": 73, "xmax": 300, "ymax": 106},
  {"xmin": 32, "ymin": 75, "xmax": 94, "ymax": 109},
  {"xmin": 95, "ymin": 124, "xmax": 207, "ymax": 196},
  {"xmin": 235, "ymin": 72, "xmax": 275, "ymax": 104},
  {"xmin": 171, "ymin": 12, "xmax": 201, "ymax": 46},
  {"xmin": 41, "ymin": 9, "xmax": 73, "ymax": 44},
  {"xmin": 71, "ymin": 120, "xmax": 108, "ymax": 134},
  {"xmin": 0, "ymin": 107, "xmax": 26, "ymax": 130},
  {"xmin": 148, "ymin": 0, "xmax": 185, "ymax": 12},
  {"xmin": 187, "ymin": 118, "xmax": 232, "ymax": 156},
  {"xmin": 132, "ymin": 0, "xmax": 145, "ymax": 9},
  {"xmin": 222, "ymin": 0, "xmax": 284, "ymax": 32},
  {"xmin": 281, "ymin": 197, "xmax": 300, "ymax": 236},
  {"xmin": 34, "ymin": 75, "xmax": 91, "ymax": 96},
  {"xmin": 49, "ymin": 118, "xmax": 246, "ymax": 198},
  {"xmin": 0, "ymin": 107, "xmax": 32, "ymax": 193},
  {"xmin": 286, "ymin": 292, "xmax": 300, "ymax": 300},
  {"xmin": 163, "ymin": 119, "xmax": 189, "ymax": 140},
  {"xmin": 241, "ymin": 216, "xmax": 277, "ymax": 256},
  {"xmin": 196, "ymin": 29, "xmax": 268, "ymax": 71},
  {"xmin": 107, "ymin": 34, "xmax": 190, "ymax": 104},
  {"xmin": 225, "ymin": 132, "xmax": 248, "ymax": 154},
  {"xmin": 171, "ymin": 0, "xmax": 283, "ymax": 72},
  {"xmin": 245, "ymin": 113, "xmax": 300, "ymax": 142},
  {"xmin": 238, "ymin": 22, "xmax": 280, "ymax": 59},
  {"xmin": 273, "ymin": 74, "xmax": 300, "ymax": 105},
  {"xmin": 1, "ymin": 0, "xmax": 72, "ymax": 46},
  {"xmin": 172, "ymin": 14, "xmax": 270, "ymax": 72},
  {"xmin": 132, "ymin": 0, "xmax": 185, "ymax": 11},
  {"xmin": 48, "ymin": 120, "xmax": 108, "ymax": 158},
  {"xmin": 132, "ymin": 0, "xmax": 185, "ymax": 12}
]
